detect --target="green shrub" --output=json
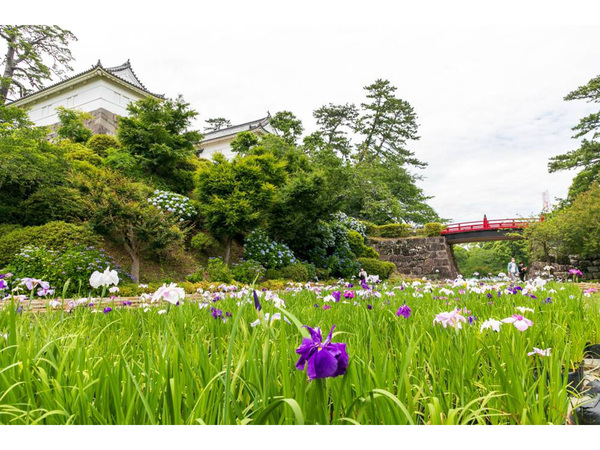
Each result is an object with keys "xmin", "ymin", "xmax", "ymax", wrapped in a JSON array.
[
  {"xmin": 21, "ymin": 186, "xmax": 88, "ymax": 225},
  {"xmin": 231, "ymin": 259, "xmax": 266, "ymax": 284},
  {"xmin": 190, "ymin": 232, "xmax": 219, "ymax": 253},
  {"xmin": 365, "ymin": 223, "xmax": 412, "ymax": 238},
  {"xmin": 185, "ymin": 269, "xmax": 205, "ymax": 283},
  {"xmin": 0, "ymin": 221, "xmax": 101, "ymax": 267},
  {"xmin": 424, "ymin": 222, "xmax": 444, "ymax": 237},
  {"xmin": 8, "ymin": 245, "xmax": 122, "ymax": 294},
  {"xmin": 315, "ymin": 267, "xmax": 331, "ymax": 280},
  {"xmin": 65, "ymin": 145, "xmax": 103, "ymax": 165},
  {"xmin": 280, "ymin": 263, "xmax": 310, "ymax": 282},
  {"xmin": 264, "ymin": 268, "xmax": 283, "ymax": 280},
  {"xmin": 361, "ymin": 246, "xmax": 380, "ymax": 259},
  {"xmin": 0, "ymin": 223, "xmax": 21, "ymax": 237},
  {"xmin": 347, "ymin": 230, "xmax": 366, "ymax": 256},
  {"xmin": 87, "ymin": 134, "xmax": 120, "ymax": 157},
  {"xmin": 206, "ymin": 257, "xmax": 232, "ymax": 283},
  {"xmin": 357, "ymin": 257, "xmax": 396, "ymax": 279}
]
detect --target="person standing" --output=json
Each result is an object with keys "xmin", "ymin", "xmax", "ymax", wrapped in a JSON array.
[
  {"xmin": 507, "ymin": 257, "xmax": 519, "ymax": 281},
  {"xmin": 358, "ymin": 267, "xmax": 367, "ymax": 282},
  {"xmin": 518, "ymin": 262, "xmax": 527, "ymax": 281}
]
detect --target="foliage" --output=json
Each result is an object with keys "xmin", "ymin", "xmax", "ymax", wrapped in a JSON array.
[
  {"xmin": 548, "ymin": 74, "xmax": 600, "ymax": 200},
  {"xmin": 56, "ymin": 107, "xmax": 93, "ymax": 143},
  {"xmin": 279, "ymin": 263, "xmax": 311, "ymax": 282},
  {"xmin": 87, "ymin": 134, "xmax": 120, "ymax": 157},
  {"xmin": 307, "ymin": 221, "xmax": 360, "ymax": 278},
  {"xmin": 230, "ymin": 131, "xmax": 259, "ymax": 155},
  {"xmin": 356, "ymin": 257, "xmax": 396, "ymax": 279},
  {"xmin": 204, "ymin": 117, "xmax": 231, "ymax": 132},
  {"xmin": 423, "ymin": 222, "xmax": 444, "ymax": 237},
  {"xmin": 8, "ymin": 245, "xmax": 121, "ymax": 293},
  {"xmin": 0, "ymin": 25, "xmax": 77, "ymax": 104},
  {"xmin": 195, "ymin": 151, "xmax": 288, "ymax": 262},
  {"xmin": 270, "ymin": 111, "xmax": 304, "ymax": 145},
  {"xmin": 206, "ymin": 257, "xmax": 233, "ymax": 283},
  {"xmin": 231, "ymin": 259, "xmax": 266, "ymax": 284},
  {"xmin": 524, "ymin": 183, "xmax": 600, "ymax": 261},
  {"xmin": 190, "ymin": 232, "xmax": 219, "ymax": 254},
  {"xmin": 117, "ymin": 95, "xmax": 202, "ymax": 193},
  {"xmin": 0, "ymin": 106, "xmax": 70, "ymax": 223},
  {"xmin": 148, "ymin": 189, "xmax": 197, "ymax": 222},
  {"xmin": 79, "ymin": 169, "xmax": 185, "ymax": 281},
  {"xmin": 61, "ymin": 141, "xmax": 103, "ymax": 166},
  {"xmin": 21, "ymin": 186, "xmax": 88, "ymax": 226},
  {"xmin": 0, "ymin": 221, "xmax": 101, "ymax": 267},
  {"xmin": 454, "ymin": 241, "xmax": 529, "ymax": 277},
  {"xmin": 365, "ymin": 222, "xmax": 412, "ymax": 238},
  {"xmin": 243, "ymin": 229, "xmax": 296, "ymax": 269}
]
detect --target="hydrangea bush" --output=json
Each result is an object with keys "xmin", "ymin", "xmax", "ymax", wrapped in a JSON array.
[
  {"xmin": 335, "ymin": 211, "xmax": 367, "ymax": 237},
  {"xmin": 244, "ymin": 229, "xmax": 296, "ymax": 269},
  {"xmin": 148, "ymin": 189, "xmax": 196, "ymax": 222},
  {"xmin": 308, "ymin": 221, "xmax": 360, "ymax": 278}
]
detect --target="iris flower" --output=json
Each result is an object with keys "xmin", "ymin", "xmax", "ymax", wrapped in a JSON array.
[
  {"xmin": 501, "ymin": 314, "xmax": 533, "ymax": 331},
  {"xmin": 396, "ymin": 304, "xmax": 411, "ymax": 319},
  {"xmin": 528, "ymin": 347, "xmax": 551, "ymax": 357},
  {"xmin": 89, "ymin": 268, "xmax": 119, "ymax": 289},
  {"xmin": 151, "ymin": 283, "xmax": 185, "ymax": 305},
  {"xmin": 434, "ymin": 309, "xmax": 466, "ymax": 329},
  {"xmin": 480, "ymin": 318, "xmax": 502, "ymax": 332},
  {"xmin": 295, "ymin": 325, "xmax": 348, "ymax": 380}
]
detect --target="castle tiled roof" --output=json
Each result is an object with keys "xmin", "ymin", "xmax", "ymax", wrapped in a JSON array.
[
  {"xmin": 8, "ymin": 59, "xmax": 164, "ymax": 105},
  {"xmin": 201, "ymin": 115, "xmax": 272, "ymax": 142}
]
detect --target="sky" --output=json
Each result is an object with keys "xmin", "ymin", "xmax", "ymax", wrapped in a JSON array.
[{"xmin": 6, "ymin": 1, "xmax": 600, "ymax": 222}]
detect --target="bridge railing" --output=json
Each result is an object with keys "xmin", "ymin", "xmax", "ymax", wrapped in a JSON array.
[{"xmin": 440, "ymin": 217, "xmax": 542, "ymax": 235}]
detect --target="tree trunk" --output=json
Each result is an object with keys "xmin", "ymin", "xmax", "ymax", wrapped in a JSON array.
[
  {"xmin": 0, "ymin": 43, "xmax": 16, "ymax": 105},
  {"xmin": 123, "ymin": 236, "xmax": 141, "ymax": 282},
  {"xmin": 224, "ymin": 237, "xmax": 232, "ymax": 264}
]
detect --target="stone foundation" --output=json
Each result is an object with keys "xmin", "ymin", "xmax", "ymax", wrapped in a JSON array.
[
  {"xmin": 368, "ymin": 236, "xmax": 459, "ymax": 279},
  {"xmin": 530, "ymin": 256, "xmax": 600, "ymax": 281}
]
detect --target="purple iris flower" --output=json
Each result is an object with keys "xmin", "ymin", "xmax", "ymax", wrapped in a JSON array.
[
  {"xmin": 295, "ymin": 325, "xmax": 349, "ymax": 380},
  {"xmin": 122, "ymin": 301, "xmax": 133, "ymax": 307},
  {"xmin": 0, "ymin": 279, "xmax": 7, "ymax": 290},
  {"xmin": 103, "ymin": 307, "xmax": 112, "ymax": 314},
  {"xmin": 343, "ymin": 290, "xmax": 354, "ymax": 299},
  {"xmin": 544, "ymin": 297, "xmax": 552, "ymax": 304},
  {"xmin": 367, "ymin": 304, "xmax": 372, "ymax": 310},
  {"xmin": 323, "ymin": 305, "xmax": 331, "ymax": 311},
  {"xmin": 486, "ymin": 293, "xmax": 493, "ymax": 299},
  {"xmin": 210, "ymin": 307, "xmax": 223, "ymax": 320},
  {"xmin": 346, "ymin": 283, "xmax": 354, "ymax": 288},
  {"xmin": 314, "ymin": 303, "xmax": 319, "ymax": 308},
  {"xmin": 396, "ymin": 304, "xmax": 411, "ymax": 319},
  {"xmin": 468, "ymin": 315, "xmax": 477, "ymax": 324},
  {"xmin": 331, "ymin": 291, "xmax": 341, "ymax": 303},
  {"xmin": 253, "ymin": 290, "xmax": 261, "ymax": 311}
]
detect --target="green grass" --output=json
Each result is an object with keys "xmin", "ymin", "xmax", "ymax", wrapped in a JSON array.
[{"xmin": 0, "ymin": 281, "xmax": 598, "ymax": 424}]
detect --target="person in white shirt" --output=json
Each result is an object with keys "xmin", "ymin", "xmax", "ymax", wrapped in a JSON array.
[{"xmin": 507, "ymin": 257, "xmax": 519, "ymax": 281}]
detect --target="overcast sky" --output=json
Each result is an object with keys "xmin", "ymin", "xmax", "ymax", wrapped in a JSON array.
[{"xmin": 7, "ymin": 1, "xmax": 600, "ymax": 222}]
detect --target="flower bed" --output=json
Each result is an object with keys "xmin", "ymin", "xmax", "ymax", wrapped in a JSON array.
[{"xmin": 0, "ymin": 275, "xmax": 598, "ymax": 424}]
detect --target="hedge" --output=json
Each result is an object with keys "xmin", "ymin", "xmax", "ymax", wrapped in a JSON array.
[
  {"xmin": 357, "ymin": 257, "xmax": 396, "ymax": 279},
  {"xmin": 0, "ymin": 221, "xmax": 101, "ymax": 267},
  {"xmin": 423, "ymin": 222, "xmax": 444, "ymax": 236},
  {"xmin": 365, "ymin": 223, "xmax": 412, "ymax": 238}
]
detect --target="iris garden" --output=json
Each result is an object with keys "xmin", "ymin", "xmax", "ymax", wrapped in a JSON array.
[{"xmin": 0, "ymin": 271, "xmax": 598, "ymax": 425}]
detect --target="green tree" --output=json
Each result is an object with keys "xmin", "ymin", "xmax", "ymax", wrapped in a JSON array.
[
  {"xmin": 356, "ymin": 79, "xmax": 423, "ymax": 166},
  {"xmin": 81, "ymin": 169, "xmax": 184, "ymax": 281},
  {"xmin": 311, "ymin": 103, "xmax": 358, "ymax": 160},
  {"xmin": 230, "ymin": 130, "xmax": 259, "ymax": 154},
  {"xmin": 195, "ymin": 152, "xmax": 288, "ymax": 263},
  {"xmin": 56, "ymin": 107, "xmax": 93, "ymax": 143},
  {"xmin": 524, "ymin": 182, "xmax": 600, "ymax": 262},
  {"xmin": 0, "ymin": 25, "xmax": 77, "ymax": 104},
  {"xmin": 0, "ymin": 106, "xmax": 69, "ymax": 222},
  {"xmin": 549, "ymin": 75, "xmax": 600, "ymax": 200},
  {"xmin": 117, "ymin": 95, "xmax": 202, "ymax": 193},
  {"xmin": 270, "ymin": 111, "xmax": 304, "ymax": 145},
  {"xmin": 204, "ymin": 117, "xmax": 231, "ymax": 132}
]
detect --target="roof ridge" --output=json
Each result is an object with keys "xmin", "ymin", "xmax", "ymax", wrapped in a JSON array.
[{"xmin": 203, "ymin": 115, "xmax": 271, "ymax": 136}]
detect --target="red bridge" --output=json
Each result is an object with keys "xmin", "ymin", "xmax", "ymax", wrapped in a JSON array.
[{"xmin": 441, "ymin": 216, "xmax": 542, "ymax": 244}]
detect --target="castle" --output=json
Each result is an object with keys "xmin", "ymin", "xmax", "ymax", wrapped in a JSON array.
[{"xmin": 7, "ymin": 59, "xmax": 272, "ymax": 159}]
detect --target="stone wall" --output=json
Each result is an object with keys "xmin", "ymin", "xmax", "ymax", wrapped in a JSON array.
[
  {"xmin": 368, "ymin": 236, "xmax": 459, "ymax": 279},
  {"xmin": 530, "ymin": 256, "xmax": 600, "ymax": 281}
]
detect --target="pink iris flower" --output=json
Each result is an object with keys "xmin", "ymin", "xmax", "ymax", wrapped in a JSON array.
[
  {"xmin": 501, "ymin": 314, "xmax": 533, "ymax": 331},
  {"xmin": 433, "ymin": 308, "xmax": 467, "ymax": 329}
]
